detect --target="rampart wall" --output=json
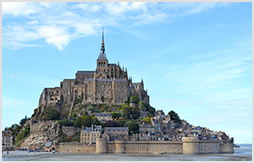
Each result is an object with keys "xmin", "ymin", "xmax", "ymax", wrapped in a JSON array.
[
  {"xmin": 58, "ymin": 142, "xmax": 96, "ymax": 153},
  {"xmin": 57, "ymin": 137, "xmax": 233, "ymax": 154}
]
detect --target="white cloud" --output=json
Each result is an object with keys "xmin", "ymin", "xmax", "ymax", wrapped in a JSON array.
[
  {"xmin": 2, "ymin": 2, "xmax": 39, "ymax": 16},
  {"xmin": 38, "ymin": 26, "xmax": 70, "ymax": 51},
  {"xmin": 105, "ymin": 2, "xmax": 146, "ymax": 15},
  {"xmin": 72, "ymin": 3, "xmax": 101, "ymax": 12},
  {"xmin": 2, "ymin": 2, "xmax": 233, "ymax": 50}
]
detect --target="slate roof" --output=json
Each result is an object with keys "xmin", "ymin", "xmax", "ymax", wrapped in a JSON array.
[
  {"xmin": 81, "ymin": 126, "xmax": 102, "ymax": 133},
  {"xmin": 108, "ymin": 64, "xmax": 117, "ymax": 67},
  {"xmin": 44, "ymin": 142, "xmax": 52, "ymax": 147},
  {"xmin": 76, "ymin": 71, "xmax": 95, "ymax": 74},
  {"xmin": 95, "ymin": 113, "xmax": 112, "ymax": 116},
  {"xmin": 97, "ymin": 52, "xmax": 108, "ymax": 61},
  {"xmin": 105, "ymin": 127, "xmax": 128, "ymax": 131},
  {"xmin": 86, "ymin": 78, "xmax": 126, "ymax": 82}
]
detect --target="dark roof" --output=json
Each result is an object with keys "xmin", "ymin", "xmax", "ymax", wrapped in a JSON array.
[
  {"xmin": 108, "ymin": 64, "xmax": 117, "ymax": 67},
  {"xmin": 86, "ymin": 78, "xmax": 126, "ymax": 82},
  {"xmin": 76, "ymin": 71, "xmax": 95, "ymax": 74},
  {"xmin": 97, "ymin": 51, "xmax": 108, "ymax": 61},
  {"xmin": 95, "ymin": 113, "xmax": 112, "ymax": 116},
  {"xmin": 105, "ymin": 127, "xmax": 128, "ymax": 130},
  {"xmin": 45, "ymin": 142, "xmax": 52, "ymax": 147}
]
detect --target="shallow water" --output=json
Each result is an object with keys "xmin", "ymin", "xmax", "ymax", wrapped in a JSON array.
[{"xmin": 2, "ymin": 147, "xmax": 252, "ymax": 161}]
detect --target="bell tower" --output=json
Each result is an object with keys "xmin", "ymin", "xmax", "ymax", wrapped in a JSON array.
[{"xmin": 96, "ymin": 27, "xmax": 108, "ymax": 78}]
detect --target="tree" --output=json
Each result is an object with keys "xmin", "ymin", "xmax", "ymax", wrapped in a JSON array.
[
  {"xmin": 19, "ymin": 116, "xmax": 28, "ymax": 126},
  {"xmin": 123, "ymin": 105, "xmax": 140, "ymax": 119},
  {"xmin": 81, "ymin": 115, "xmax": 92, "ymax": 127},
  {"xmin": 130, "ymin": 95, "xmax": 139, "ymax": 104},
  {"xmin": 122, "ymin": 105, "xmax": 132, "ymax": 119},
  {"xmin": 124, "ymin": 122, "xmax": 139, "ymax": 134},
  {"xmin": 42, "ymin": 106, "xmax": 60, "ymax": 120},
  {"xmin": 74, "ymin": 117, "xmax": 82, "ymax": 127},
  {"xmin": 168, "ymin": 110, "xmax": 180, "ymax": 123},
  {"xmin": 110, "ymin": 112, "xmax": 121, "ymax": 119},
  {"xmin": 141, "ymin": 117, "xmax": 151, "ymax": 124},
  {"xmin": 117, "ymin": 120, "xmax": 127, "ymax": 127},
  {"xmin": 88, "ymin": 106, "xmax": 97, "ymax": 113},
  {"xmin": 138, "ymin": 101, "xmax": 146, "ymax": 111},
  {"xmin": 58, "ymin": 119, "xmax": 74, "ymax": 127},
  {"xmin": 106, "ymin": 120, "xmax": 120, "ymax": 127},
  {"xmin": 131, "ymin": 107, "xmax": 140, "ymax": 119},
  {"xmin": 147, "ymin": 106, "xmax": 156, "ymax": 115}
]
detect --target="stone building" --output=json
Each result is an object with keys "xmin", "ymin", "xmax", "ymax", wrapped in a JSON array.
[
  {"xmin": 80, "ymin": 125, "xmax": 102, "ymax": 145},
  {"xmin": 139, "ymin": 123, "xmax": 154, "ymax": 134},
  {"xmin": 2, "ymin": 130, "xmax": 13, "ymax": 146},
  {"xmin": 35, "ymin": 28, "xmax": 149, "ymax": 117},
  {"xmin": 95, "ymin": 113, "xmax": 112, "ymax": 123}
]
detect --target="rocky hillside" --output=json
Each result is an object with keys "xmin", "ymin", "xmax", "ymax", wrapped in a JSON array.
[{"xmin": 20, "ymin": 122, "xmax": 60, "ymax": 149}]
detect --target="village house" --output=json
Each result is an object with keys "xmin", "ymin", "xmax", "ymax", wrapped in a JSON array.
[
  {"xmin": 2, "ymin": 130, "xmax": 13, "ymax": 146},
  {"xmin": 80, "ymin": 125, "xmax": 102, "ymax": 145},
  {"xmin": 94, "ymin": 113, "xmax": 112, "ymax": 123},
  {"xmin": 138, "ymin": 122, "xmax": 155, "ymax": 134}
]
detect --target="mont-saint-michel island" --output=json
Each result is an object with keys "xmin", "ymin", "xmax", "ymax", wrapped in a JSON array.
[{"xmin": 2, "ymin": 28, "xmax": 235, "ymax": 157}]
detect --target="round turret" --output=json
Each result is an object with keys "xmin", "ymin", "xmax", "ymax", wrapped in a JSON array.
[
  {"xmin": 182, "ymin": 137, "xmax": 199, "ymax": 154},
  {"xmin": 114, "ymin": 140, "xmax": 125, "ymax": 154},
  {"xmin": 95, "ymin": 137, "xmax": 107, "ymax": 154}
]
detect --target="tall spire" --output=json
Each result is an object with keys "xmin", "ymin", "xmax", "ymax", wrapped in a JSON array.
[
  {"xmin": 100, "ymin": 27, "xmax": 105, "ymax": 53},
  {"xmin": 97, "ymin": 27, "xmax": 108, "ymax": 61}
]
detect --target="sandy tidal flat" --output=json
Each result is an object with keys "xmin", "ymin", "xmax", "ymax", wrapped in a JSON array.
[{"xmin": 2, "ymin": 148, "xmax": 252, "ymax": 161}]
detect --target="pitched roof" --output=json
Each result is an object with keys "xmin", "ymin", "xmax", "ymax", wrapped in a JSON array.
[
  {"xmin": 45, "ymin": 142, "xmax": 52, "ymax": 147},
  {"xmin": 97, "ymin": 52, "xmax": 108, "ymax": 61},
  {"xmin": 76, "ymin": 71, "xmax": 95, "ymax": 74}
]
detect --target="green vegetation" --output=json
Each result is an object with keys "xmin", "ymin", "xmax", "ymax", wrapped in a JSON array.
[
  {"xmin": 42, "ymin": 106, "xmax": 60, "ymax": 120},
  {"xmin": 74, "ymin": 93, "xmax": 84, "ymax": 106},
  {"xmin": 15, "ymin": 127, "xmax": 31, "ymax": 147},
  {"xmin": 58, "ymin": 130, "xmax": 69, "ymax": 143},
  {"xmin": 71, "ymin": 132, "xmax": 80, "ymax": 142},
  {"xmin": 57, "ymin": 119, "xmax": 74, "ymax": 128},
  {"xmin": 130, "ymin": 95, "xmax": 139, "ymax": 104},
  {"xmin": 122, "ymin": 105, "xmax": 140, "ymax": 119},
  {"xmin": 168, "ymin": 110, "xmax": 180, "ymax": 123},
  {"xmin": 141, "ymin": 117, "xmax": 151, "ymax": 124},
  {"xmin": 110, "ymin": 112, "xmax": 121, "ymax": 119},
  {"xmin": 74, "ymin": 115, "xmax": 101, "ymax": 128},
  {"xmin": 106, "ymin": 120, "xmax": 120, "ymax": 127},
  {"xmin": 138, "ymin": 101, "xmax": 146, "ymax": 111},
  {"xmin": 124, "ymin": 122, "xmax": 139, "ymax": 135},
  {"xmin": 19, "ymin": 115, "xmax": 28, "ymax": 126}
]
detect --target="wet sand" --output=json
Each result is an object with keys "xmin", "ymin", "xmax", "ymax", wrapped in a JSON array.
[{"xmin": 2, "ymin": 148, "xmax": 252, "ymax": 161}]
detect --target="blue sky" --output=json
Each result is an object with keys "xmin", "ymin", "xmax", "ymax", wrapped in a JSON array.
[{"xmin": 2, "ymin": 2, "xmax": 252, "ymax": 144}]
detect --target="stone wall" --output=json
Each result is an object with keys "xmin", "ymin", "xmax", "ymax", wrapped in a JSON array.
[
  {"xmin": 220, "ymin": 141, "xmax": 234, "ymax": 153},
  {"xmin": 57, "ymin": 142, "xmax": 96, "ymax": 153},
  {"xmin": 59, "ymin": 138, "xmax": 233, "ymax": 154},
  {"xmin": 62, "ymin": 126, "xmax": 81, "ymax": 136}
]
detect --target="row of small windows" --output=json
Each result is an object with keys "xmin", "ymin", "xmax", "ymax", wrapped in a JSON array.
[
  {"xmin": 83, "ymin": 133, "xmax": 100, "ymax": 136},
  {"xmin": 82, "ymin": 137, "xmax": 97, "ymax": 140},
  {"xmin": 99, "ymin": 62, "xmax": 106, "ymax": 67}
]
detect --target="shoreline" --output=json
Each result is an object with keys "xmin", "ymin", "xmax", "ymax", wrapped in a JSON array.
[{"xmin": 2, "ymin": 148, "xmax": 252, "ymax": 161}]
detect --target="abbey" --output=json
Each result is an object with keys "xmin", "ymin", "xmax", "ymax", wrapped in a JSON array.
[{"xmin": 38, "ymin": 28, "xmax": 149, "ymax": 113}]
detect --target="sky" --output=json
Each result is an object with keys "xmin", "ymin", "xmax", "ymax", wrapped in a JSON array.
[{"xmin": 2, "ymin": 2, "xmax": 252, "ymax": 144}]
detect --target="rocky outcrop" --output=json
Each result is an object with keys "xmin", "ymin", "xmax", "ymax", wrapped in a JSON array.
[{"xmin": 20, "ymin": 121, "xmax": 60, "ymax": 149}]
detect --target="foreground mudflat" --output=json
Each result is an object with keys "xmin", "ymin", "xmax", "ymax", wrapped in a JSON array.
[{"xmin": 2, "ymin": 148, "xmax": 252, "ymax": 161}]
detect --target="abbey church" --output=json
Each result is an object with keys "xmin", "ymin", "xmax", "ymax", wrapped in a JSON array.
[{"xmin": 38, "ymin": 28, "xmax": 149, "ymax": 113}]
